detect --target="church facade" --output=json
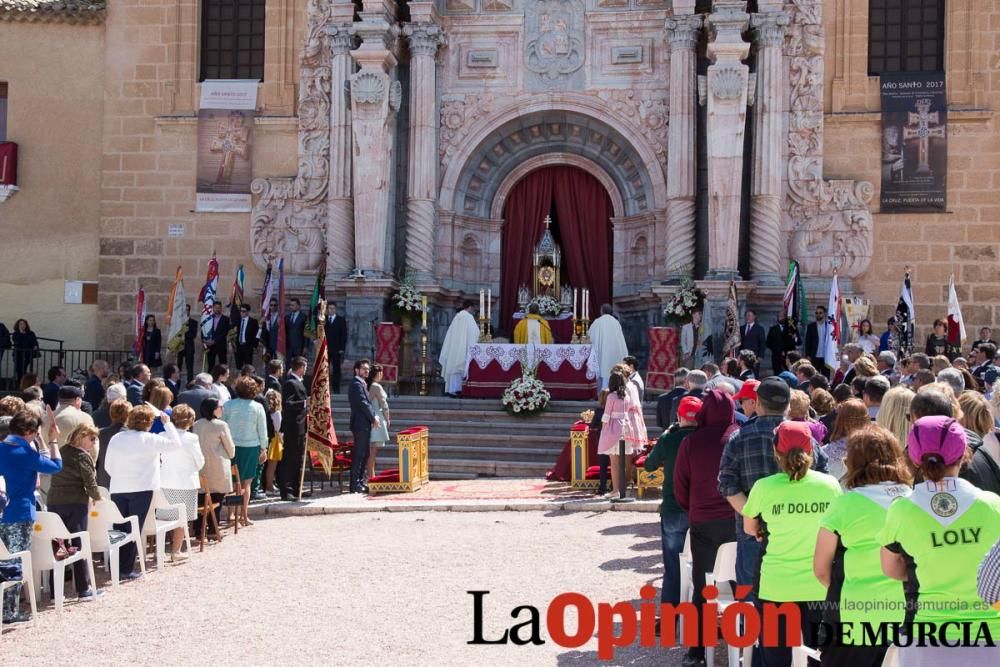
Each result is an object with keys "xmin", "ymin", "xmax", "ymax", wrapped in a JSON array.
[{"xmin": 1, "ymin": 0, "xmax": 997, "ymax": 364}]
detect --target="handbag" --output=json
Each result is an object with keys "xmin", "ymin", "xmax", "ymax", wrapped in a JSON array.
[{"xmin": 266, "ymin": 433, "xmax": 284, "ymax": 462}]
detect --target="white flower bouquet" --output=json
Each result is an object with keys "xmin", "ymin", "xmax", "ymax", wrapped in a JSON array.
[
  {"xmin": 394, "ymin": 278, "xmax": 424, "ymax": 313},
  {"xmin": 662, "ymin": 278, "xmax": 706, "ymax": 325},
  {"xmin": 528, "ymin": 295, "xmax": 562, "ymax": 317}
]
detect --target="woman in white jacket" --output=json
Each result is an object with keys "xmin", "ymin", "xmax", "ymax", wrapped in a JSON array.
[
  {"xmin": 157, "ymin": 404, "xmax": 204, "ymax": 561},
  {"xmin": 104, "ymin": 404, "xmax": 181, "ymax": 581}
]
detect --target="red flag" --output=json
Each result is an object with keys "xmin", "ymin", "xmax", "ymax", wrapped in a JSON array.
[
  {"xmin": 305, "ymin": 300, "xmax": 337, "ymax": 478},
  {"xmin": 275, "ymin": 257, "xmax": 286, "ymax": 360},
  {"xmin": 133, "ymin": 288, "xmax": 146, "ymax": 358}
]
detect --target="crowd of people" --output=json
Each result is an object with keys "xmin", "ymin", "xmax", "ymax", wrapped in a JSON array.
[
  {"xmin": 0, "ymin": 350, "xmax": 392, "ymax": 626},
  {"xmin": 637, "ymin": 326, "xmax": 1000, "ymax": 666}
]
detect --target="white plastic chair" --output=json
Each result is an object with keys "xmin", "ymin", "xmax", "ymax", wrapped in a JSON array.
[
  {"xmin": 140, "ymin": 489, "xmax": 191, "ymax": 570},
  {"xmin": 881, "ymin": 645, "xmax": 898, "ymax": 667},
  {"xmin": 0, "ymin": 537, "xmax": 37, "ymax": 631},
  {"xmin": 703, "ymin": 542, "xmax": 753, "ymax": 667},
  {"xmin": 97, "ymin": 486, "xmax": 111, "ymax": 500},
  {"xmin": 87, "ymin": 499, "xmax": 145, "ymax": 586},
  {"xmin": 676, "ymin": 530, "xmax": 693, "ymax": 641},
  {"xmin": 29, "ymin": 512, "xmax": 98, "ymax": 611}
]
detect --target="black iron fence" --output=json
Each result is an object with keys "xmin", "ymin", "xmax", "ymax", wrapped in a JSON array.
[{"xmin": 1, "ymin": 337, "xmax": 134, "ymax": 391}]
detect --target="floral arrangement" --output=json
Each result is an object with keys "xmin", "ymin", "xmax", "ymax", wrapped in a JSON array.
[
  {"xmin": 663, "ymin": 277, "xmax": 706, "ymax": 324},
  {"xmin": 502, "ymin": 350, "xmax": 550, "ymax": 416},
  {"xmin": 528, "ymin": 295, "xmax": 562, "ymax": 317},
  {"xmin": 393, "ymin": 277, "xmax": 424, "ymax": 313}
]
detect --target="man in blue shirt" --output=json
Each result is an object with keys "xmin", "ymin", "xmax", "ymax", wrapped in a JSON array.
[
  {"xmin": 878, "ymin": 317, "xmax": 895, "ymax": 352},
  {"xmin": 0, "ymin": 410, "xmax": 61, "ymax": 623}
]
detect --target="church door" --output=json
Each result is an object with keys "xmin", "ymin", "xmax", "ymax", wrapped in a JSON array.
[{"xmin": 499, "ymin": 165, "xmax": 614, "ymax": 333}]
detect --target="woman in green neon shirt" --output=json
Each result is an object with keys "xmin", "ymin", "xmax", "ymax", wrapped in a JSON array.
[
  {"xmin": 743, "ymin": 421, "xmax": 842, "ymax": 667},
  {"xmin": 879, "ymin": 416, "xmax": 1000, "ymax": 667},
  {"xmin": 814, "ymin": 424, "xmax": 912, "ymax": 666}
]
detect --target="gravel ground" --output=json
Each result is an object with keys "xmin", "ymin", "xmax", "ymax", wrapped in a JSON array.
[{"xmin": 3, "ymin": 512, "xmax": 698, "ymax": 666}]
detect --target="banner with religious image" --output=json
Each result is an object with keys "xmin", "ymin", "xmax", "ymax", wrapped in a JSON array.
[
  {"xmin": 196, "ymin": 80, "xmax": 259, "ymax": 212},
  {"xmin": 879, "ymin": 72, "xmax": 947, "ymax": 213}
]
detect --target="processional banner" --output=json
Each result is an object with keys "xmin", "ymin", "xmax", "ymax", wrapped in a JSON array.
[
  {"xmin": 196, "ymin": 80, "xmax": 259, "ymax": 212},
  {"xmin": 879, "ymin": 72, "xmax": 947, "ymax": 213}
]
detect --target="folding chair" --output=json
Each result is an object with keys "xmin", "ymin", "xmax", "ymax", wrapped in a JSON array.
[
  {"xmin": 196, "ymin": 474, "xmax": 223, "ymax": 551},
  {"xmin": 88, "ymin": 499, "xmax": 145, "ymax": 586},
  {"xmin": 0, "ymin": 537, "xmax": 37, "ymax": 630},
  {"xmin": 221, "ymin": 465, "xmax": 245, "ymax": 534}
]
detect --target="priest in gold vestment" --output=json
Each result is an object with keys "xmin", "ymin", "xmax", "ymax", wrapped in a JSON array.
[{"xmin": 513, "ymin": 303, "xmax": 554, "ymax": 344}]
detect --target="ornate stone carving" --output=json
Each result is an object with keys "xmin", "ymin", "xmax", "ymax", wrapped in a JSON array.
[
  {"xmin": 751, "ymin": 11, "xmax": 789, "ymax": 48},
  {"xmin": 351, "ymin": 71, "xmax": 387, "ymax": 104},
  {"xmin": 439, "ymin": 93, "xmax": 498, "ymax": 166},
  {"xmin": 483, "ymin": 0, "xmax": 513, "ymax": 10},
  {"xmin": 594, "ymin": 89, "xmax": 670, "ymax": 158},
  {"xmin": 664, "ymin": 15, "xmax": 702, "ymax": 51},
  {"xmin": 389, "ymin": 80, "xmax": 402, "ymax": 112},
  {"xmin": 524, "ymin": 0, "xmax": 585, "ymax": 81},
  {"xmin": 404, "ymin": 22, "xmax": 446, "ymax": 58},
  {"xmin": 784, "ymin": 0, "xmax": 874, "ymax": 279},
  {"xmin": 710, "ymin": 65, "xmax": 747, "ymax": 101},
  {"xmin": 250, "ymin": 0, "xmax": 332, "ymax": 274}
]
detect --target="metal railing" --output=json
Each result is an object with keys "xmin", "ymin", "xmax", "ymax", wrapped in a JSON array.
[{"xmin": 1, "ymin": 337, "xmax": 134, "ymax": 390}]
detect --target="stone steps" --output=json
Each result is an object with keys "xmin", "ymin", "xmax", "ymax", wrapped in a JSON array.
[{"xmin": 327, "ymin": 395, "xmax": 658, "ymax": 479}]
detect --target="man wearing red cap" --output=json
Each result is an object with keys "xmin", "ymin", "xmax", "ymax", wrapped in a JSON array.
[
  {"xmin": 733, "ymin": 379, "xmax": 759, "ymax": 425},
  {"xmin": 643, "ymin": 395, "xmax": 700, "ymax": 614}
]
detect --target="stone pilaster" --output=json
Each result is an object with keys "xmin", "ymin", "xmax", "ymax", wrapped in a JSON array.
[
  {"xmin": 349, "ymin": 25, "xmax": 401, "ymax": 277},
  {"xmin": 663, "ymin": 14, "xmax": 703, "ymax": 278},
  {"xmin": 402, "ymin": 21, "xmax": 445, "ymax": 280},
  {"xmin": 704, "ymin": 1, "xmax": 750, "ymax": 279},
  {"xmin": 749, "ymin": 11, "xmax": 788, "ymax": 285},
  {"xmin": 327, "ymin": 24, "xmax": 357, "ymax": 278}
]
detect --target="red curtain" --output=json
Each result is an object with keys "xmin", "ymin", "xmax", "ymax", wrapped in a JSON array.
[
  {"xmin": 551, "ymin": 167, "xmax": 614, "ymax": 323},
  {"xmin": 500, "ymin": 166, "xmax": 613, "ymax": 332},
  {"xmin": 500, "ymin": 169, "xmax": 554, "ymax": 331}
]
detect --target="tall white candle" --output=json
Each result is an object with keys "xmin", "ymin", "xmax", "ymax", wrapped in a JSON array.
[
  {"xmin": 584, "ymin": 289, "xmax": 589, "ymax": 320},
  {"xmin": 487, "ymin": 289, "xmax": 492, "ymax": 322},
  {"xmin": 480, "ymin": 289, "xmax": 484, "ymax": 316},
  {"xmin": 573, "ymin": 288, "xmax": 578, "ymax": 320}
]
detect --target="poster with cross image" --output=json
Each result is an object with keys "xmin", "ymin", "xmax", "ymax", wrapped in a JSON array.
[
  {"xmin": 879, "ymin": 72, "xmax": 947, "ymax": 213},
  {"xmin": 196, "ymin": 80, "xmax": 259, "ymax": 212}
]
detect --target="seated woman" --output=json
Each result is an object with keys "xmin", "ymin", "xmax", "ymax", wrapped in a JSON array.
[
  {"xmin": 46, "ymin": 423, "xmax": 103, "ymax": 600},
  {"xmin": 104, "ymin": 404, "xmax": 181, "ymax": 581},
  {"xmin": 158, "ymin": 404, "xmax": 204, "ymax": 560},
  {"xmin": 193, "ymin": 397, "xmax": 236, "ymax": 538},
  {"xmin": 222, "ymin": 377, "xmax": 267, "ymax": 526}
]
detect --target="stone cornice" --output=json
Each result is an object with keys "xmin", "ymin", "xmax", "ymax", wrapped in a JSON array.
[{"xmin": 0, "ymin": 0, "xmax": 106, "ymax": 24}]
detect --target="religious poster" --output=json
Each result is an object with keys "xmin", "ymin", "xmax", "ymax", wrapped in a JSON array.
[
  {"xmin": 879, "ymin": 72, "xmax": 947, "ymax": 213},
  {"xmin": 196, "ymin": 80, "xmax": 259, "ymax": 212}
]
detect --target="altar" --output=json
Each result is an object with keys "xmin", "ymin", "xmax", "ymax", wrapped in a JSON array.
[{"xmin": 463, "ymin": 343, "xmax": 598, "ymax": 400}]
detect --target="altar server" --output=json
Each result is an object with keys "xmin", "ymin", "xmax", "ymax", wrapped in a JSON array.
[
  {"xmin": 513, "ymin": 303, "xmax": 553, "ymax": 344},
  {"xmin": 438, "ymin": 302, "xmax": 480, "ymax": 398},
  {"xmin": 589, "ymin": 304, "xmax": 629, "ymax": 390}
]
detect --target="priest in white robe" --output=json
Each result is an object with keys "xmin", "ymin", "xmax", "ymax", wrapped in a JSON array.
[
  {"xmin": 588, "ymin": 303, "xmax": 629, "ymax": 390},
  {"xmin": 438, "ymin": 302, "xmax": 480, "ymax": 397}
]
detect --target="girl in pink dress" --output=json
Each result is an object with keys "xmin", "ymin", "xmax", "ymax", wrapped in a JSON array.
[{"xmin": 598, "ymin": 370, "xmax": 647, "ymax": 494}]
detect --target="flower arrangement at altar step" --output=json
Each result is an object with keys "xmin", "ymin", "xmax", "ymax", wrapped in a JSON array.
[
  {"xmin": 663, "ymin": 276, "xmax": 706, "ymax": 325},
  {"xmin": 528, "ymin": 295, "xmax": 562, "ymax": 317},
  {"xmin": 501, "ymin": 350, "xmax": 551, "ymax": 416},
  {"xmin": 393, "ymin": 277, "xmax": 424, "ymax": 313}
]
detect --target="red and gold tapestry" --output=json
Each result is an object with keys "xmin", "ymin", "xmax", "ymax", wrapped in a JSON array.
[{"xmin": 306, "ymin": 301, "xmax": 337, "ymax": 476}]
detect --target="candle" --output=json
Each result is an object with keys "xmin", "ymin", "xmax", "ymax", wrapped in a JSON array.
[
  {"xmin": 480, "ymin": 289, "xmax": 485, "ymax": 316},
  {"xmin": 583, "ymin": 289, "xmax": 589, "ymax": 320},
  {"xmin": 421, "ymin": 295, "xmax": 427, "ymax": 328},
  {"xmin": 487, "ymin": 289, "xmax": 492, "ymax": 322},
  {"xmin": 573, "ymin": 288, "xmax": 578, "ymax": 320}
]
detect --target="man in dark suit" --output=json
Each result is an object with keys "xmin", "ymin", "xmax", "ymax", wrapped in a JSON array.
[
  {"xmin": 668, "ymin": 369, "xmax": 707, "ymax": 425},
  {"xmin": 180, "ymin": 304, "xmax": 199, "ymax": 385},
  {"xmin": 43, "ymin": 365, "xmax": 67, "ymax": 410},
  {"xmin": 126, "ymin": 363, "xmax": 150, "ymax": 406},
  {"xmin": 278, "ymin": 356, "xmax": 309, "ymax": 500},
  {"xmin": 84, "ymin": 359, "xmax": 109, "ymax": 409},
  {"xmin": 324, "ymin": 303, "xmax": 348, "ymax": 394},
  {"xmin": 284, "ymin": 298, "xmax": 308, "ymax": 359},
  {"xmin": 233, "ymin": 304, "xmax": 259, "ymax": 369},
  {"xmin": 656, "ymin": 368, "xmax": 688, "ymax": 430},
  {"xmin": 739, "ymin": 310, "xmax": 766, "ymax": 359},
  {"xmin": 738, "ymin": 350, "xmax": 757, "ymax": 381},
  {"xmin": 260, "ymin": 297, "xmax": 280, "ymax": 361},
  {"xmin": 265, "ymin": 359, "xmax": 284, "ymax": 395},
  {"xmin": 348, "ymin": 358, "xmax": 379, "ymax": 494},
  {"xmin": 804, "ymin": 305, "xmax": 829, "ymax": 377},
  {"xmin": 162, "ymin": 363, "xmax": 181, "ymax": 403},
  {"xmin": 176, "ymin": 372, "xmax": 219, "ymax": 414},
  {"xmin": 202, "ymin": 302, "xmax": 230, "ymax": 368},
  {"xmin": 766, "ymin": 316, "xmax": 800, "ymax": 375},
  {"xmin": 841, "ymin": 343, "xmax": 863, "ymax": 386}
]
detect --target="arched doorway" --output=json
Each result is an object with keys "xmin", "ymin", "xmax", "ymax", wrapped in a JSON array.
[{"xmin": 500, "ymin": 165, "xmax": 614, "ymax": 332}]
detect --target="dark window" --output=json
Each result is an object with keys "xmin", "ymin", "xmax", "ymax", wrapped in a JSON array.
[
  {"xmin": 0, "ymin": 83, "xmax": 7, "ymax": 142},
  {"xmin": 868, "ymin": 0, "xmax": 944, "ymax": 75},
  {"xmin": 200, "ymin": 0, "xmax": 266, "ymax": 81}
]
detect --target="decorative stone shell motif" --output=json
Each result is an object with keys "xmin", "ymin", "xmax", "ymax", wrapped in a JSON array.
[
  {"xmin": 711, "ymin": 65, "xmax": 746, "ymax": 101},
  {"xmin": 351, "ymin": 71, "xmax": 386, "ymax": 105}
]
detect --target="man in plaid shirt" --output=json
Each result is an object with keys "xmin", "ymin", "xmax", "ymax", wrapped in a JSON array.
[{"xmin": 717, "ymin": 377, "xmax": 828, "ymax": 594}]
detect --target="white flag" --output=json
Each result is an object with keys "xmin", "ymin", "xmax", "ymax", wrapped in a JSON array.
[
  {"xmin": 166, "ymin": 268, "xmax": 187, "ymax": 342},
  {"xmin": 947, "ymin": 275, "xmax": 967, "ymax": 347},
  {"xmin": 824, "ymin": 273, "xmax": 841, "ymax": 372}
]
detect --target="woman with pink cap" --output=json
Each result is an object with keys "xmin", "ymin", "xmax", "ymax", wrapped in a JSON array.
[{"xmin": 879, "ymin": 416, "xmax": 1000, "ymax": 666}]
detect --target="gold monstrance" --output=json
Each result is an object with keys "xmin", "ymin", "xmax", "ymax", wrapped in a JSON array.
[{"xmin": 532, "ymin": 215, "xmax": 561, "ymax": 300}]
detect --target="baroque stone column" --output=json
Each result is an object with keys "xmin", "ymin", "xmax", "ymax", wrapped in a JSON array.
[
  {"xmin": 349, "ymin": 29, "xmax": 401, "ymax": 277},
  {"xmin": 749, "ymin": 11, "xmax": 789, "ymax": 285},
  {"xmin": 704, "ymin": 1, "xmax": 751, "ymax": 279},
  {"xmin": 663, "ymin": 14, "xmax": 703, "ymax": 278},
  {"xmin": 327, "ymin": 24, "xmax": 357, "ymax": 277},
  {"xmin": 402, "ymin": 21, "xmax": 445, "ymax": 279}
]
